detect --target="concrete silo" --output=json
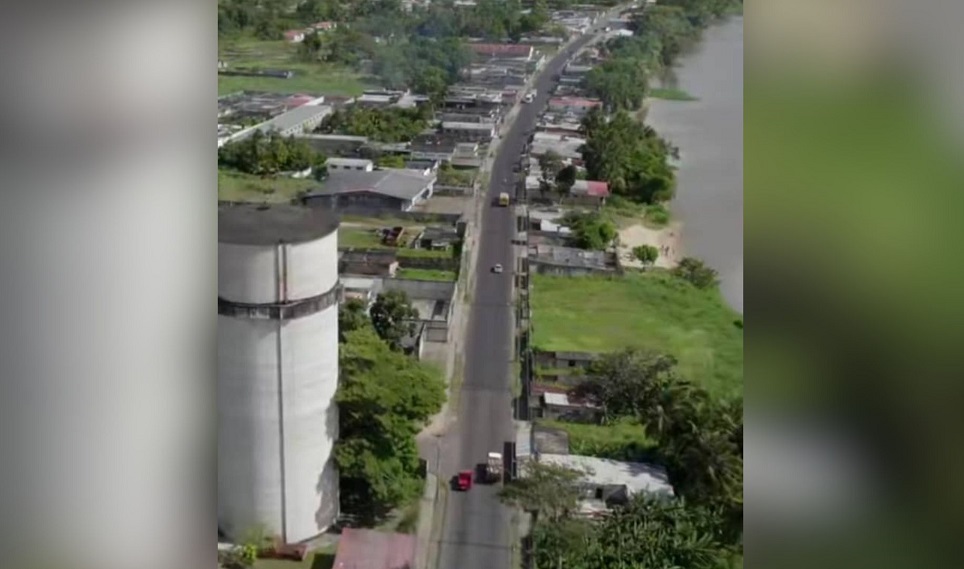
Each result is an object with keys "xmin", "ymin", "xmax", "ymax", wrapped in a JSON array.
[{"xmin": 218, "ymin": 204, "xmax": 340, "ymax": 543}]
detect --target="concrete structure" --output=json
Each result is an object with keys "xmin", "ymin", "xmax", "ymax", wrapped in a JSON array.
[
  {"xmin": 258, "ymin": 104, "xmax": 333, "ymax": 137},
  {"xmin": 546, "ymin": 97, "xmax": 602, "ymax": 117},
  {"xmin": 332, "ymin": 529, "xmax": 417, "ymax": 569},
  {"xmin": 529, "ymin": 132, "xmax": 586, "ymax": 160},
  {"xmin": 303, "ymin": 169, "xmax": 437, "ymax": 212},
  {"xmin": 218, "ymin": 204, "xmax": 341, "ymax": 544},
  {"xmin": 469, "ymin": 43, "xmax": 534, "ymax": 61},
  {"xmin": 538, "ymin": 453, "xmax": 674, "ymax": 516}
]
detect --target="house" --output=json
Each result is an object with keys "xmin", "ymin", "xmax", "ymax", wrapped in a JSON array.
[
  {"xmin": 529, "ymin": 132, "xmax": 586, "ymax": 161},
  {"xmin": 528, "ymin": 244, "xmax": 618, "ymax": 276},
  {"xmin": 568, "ymin": 179, "xmax": 610, "ymax": 205},
  {"xmin": 325, "ymin": 157, "xmax": 375, "ymax": 172},
  {"xmin": 469, "ymin": 43, "xmax": 534, "ymax": 61},
  {"xmin": 410, "ymin": 134, "xmax": 460, "ymax": 162},
  {"xmin": 535, "ymin": 386, "xmax": 598, "ymax": 421},
  {"xmin": 418, "ymin": 226, "xmax": 460, "ymax": 250},
  {"xmin": 538, "ymin": 454, "xmax": 674, "ymax": 517},
  {"xmin": 303, "ymin": 168, "xmax": 437, "ymax": 212},
  {"xmin": 547, "ymin": 97, "xmax": 603, "ymax": 117},
  {"xmin": 440, "ymin": 121, "xmax": 497, "ymax": 143},
  {"xmin": 283, "ymin": 30, "xmax": 305, "ymax": 43},
  {"xmin": 310, "ymin": 21, "xmax": 337, "ymax": 32}
]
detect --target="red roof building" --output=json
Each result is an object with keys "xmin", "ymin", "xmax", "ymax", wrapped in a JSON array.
[
  {"xmin": 469, "ymin": 43, "xmax": 534, "ymax": 60},
  {"xmin": 284, "ymin": 30, "xmax": 306, "ymax": 43},
  {"xmin": 331, "ymin": 528, "xmax": 416, "ymax": 569},
  {"xmin": 570, "ymin": 180, "xmax": 610, "ymax": 199}
]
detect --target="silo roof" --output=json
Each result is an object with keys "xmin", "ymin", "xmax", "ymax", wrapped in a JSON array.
[{"xmin": 218, "ymin": 203, "xmax": 339, "ymax": 245}]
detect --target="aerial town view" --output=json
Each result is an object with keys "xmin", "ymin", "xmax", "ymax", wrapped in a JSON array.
[{"xmin": 217, "ymin": 0, "xmax": 744, "ymax": 568}]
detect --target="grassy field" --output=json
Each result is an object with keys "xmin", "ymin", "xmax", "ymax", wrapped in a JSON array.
[
  {"xmin": 218, "ymin": 169, "xmax": 317, "ymax": 202},
  {"xmin": 538, "ymin": 418, "xmax": 658, "ymax": 462},
  {"xmin": 396, "ymin": 268, "xmax": 457, "ymax": 281},
  {"xmin": 530, "ymin": 272, "xmax": 743, "ymax": 398},
  {"xmin": 219, "ymin": 36, "xmax": 370, "ymax": 96},
  {"xmin": 649, "ymin": 87, "xmax": 699, "ymax": 101},
  {"xmin": 338, "ymin": 225, "xmax": 456, "ymax": 259}
]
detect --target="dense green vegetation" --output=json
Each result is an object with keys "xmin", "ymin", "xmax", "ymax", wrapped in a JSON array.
[
  {"xmin": 335, "ymin": 308, "xmax": 444, "ymax": 523},
  {"xmin": 218, "ymin": 130, "xmax": 326, "ymax": 176},
  {"xmin": 318, "ymin": 106, "xmax": 432, "ymax": 142},
  {"xmin": 562, "ymin": 211, "xmax": 617, "ymax": 251},
  {"xmin": 508, "ymin": 348, "xmax": 743, "ymax": 568},
  {"xmin": 531, "ymin": 271, "xmax": 743, "ymax": 398},
  {"xmin": 581, "ymin": 108, "xmax": 678, "ymax": 204}
]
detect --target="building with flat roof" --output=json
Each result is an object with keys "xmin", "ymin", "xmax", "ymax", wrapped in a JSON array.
[
  {"xmin": 325, "ymin": 157, "xmax": 375, "ymax": 172},
  {"xmin": 440, "ymin": 121, "xmax": 497, "ymax": 143},
  {"xmin": 469, "ymin": 43, "xmax": 534, "ymax": 60},
  {"xmin": 529, "ymin": 132, "xmax": 586, "ymax": 160},
  {"xmin": 303, "ymin": 169, "xmax": 436, "ymax": 212},
  {"xmin": 528, "ymin": 243, "xmax": 618, "ymax": 276},
  {"xmin": 538, "ymin": 453, "xmax": 674, "ymax": 517},
  {"xmin": 257, "ymin": 104, "xmax": 333, "ymax": 137}
]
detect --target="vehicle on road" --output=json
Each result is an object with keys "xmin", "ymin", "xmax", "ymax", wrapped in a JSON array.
[
  {"xmin": 483, "ymin": 452, "xmax": 503, "ymax": 484},
  {"xmin": 456, "ymin": 470, "xmax": 473, "ymax": 491},
  {"xmin": 491, "ymin": 264, "xmax": 503, "ymax": 274},
  {"xmin": 498, "ymin": 192, "xmax": 510, "ymax": 206}
]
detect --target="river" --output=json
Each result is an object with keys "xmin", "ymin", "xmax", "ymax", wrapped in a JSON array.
[{"xmin": 645, "ymin": 16, "xmax": 744, "ymax": 312}]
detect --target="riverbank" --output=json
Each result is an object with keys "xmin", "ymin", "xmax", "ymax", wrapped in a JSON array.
[{"xmin": 645, "ymin": 16, "xmax": 744, "ymax": 312}]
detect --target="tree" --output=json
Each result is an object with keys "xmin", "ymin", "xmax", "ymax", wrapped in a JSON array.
[
  {"xmin": 338, "ymin": 298, "xmax": 370, "ymax": 342},
  {"xmin": 573, "ymin": 348, "xmax": 681, "ymax": 426},
  {"xmin": 498, "ymin": 461, "xmax": 587, "ymax": 522},
  {"xmin": 336, "ymin": 327, "xmax": 445, "ymax": 521},
  {"xmin": 369, "ymin": 290, "xmax": 420, "ymax": 350},
  {"xmin": 563, "ymin": 211, "xmax": 617, "ymax": 251},
  {"xmin": 537, "ymin": 150, "xmax": 564, "ymax": 187},
  {"xmin": 632, "ymin": 244, "xmax": 659, "ymax": 267},
  {"xmin": 672, "ymin": 256, "xmax": 719, "ymax": 289},
  {"xmin": 554, "ymin": 164, "xmax": 577, "ymax": 201}
]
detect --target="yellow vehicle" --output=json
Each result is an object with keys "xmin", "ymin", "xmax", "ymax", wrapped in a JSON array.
[{"xmin": 498, "ymin": 192, "xmax": 510, "ymax": 206}]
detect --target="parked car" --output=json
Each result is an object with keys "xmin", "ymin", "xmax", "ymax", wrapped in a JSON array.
[{"xmin": 492, "ymin": 264, "xmax": 503, "ymax": 273}]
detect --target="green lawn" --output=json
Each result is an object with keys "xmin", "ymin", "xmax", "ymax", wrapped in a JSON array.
[
  {"xmin": 219, "ymin": 36, "xmax": 370, "ymax": 96},
  {"xmin": 396, "ymin": 268, "xmax": 457, "ymax": 281},
  {"xmin": 218, "ymin": 169, "xmax": 317, "ymax": 202},
  {"xmin": 338, "ymin": 225, "xmax": 456, "ymax": 259},
  {"xmin": 538, "ymin": 418, "xmax": 658, "ymax": 462},
  {"xmin": 530, "ymin": 272, "xmax": 743, "ymax": 398},
  {"xmin": 649, "ymin": 87, "xmax": 699, "ymax": 101}
]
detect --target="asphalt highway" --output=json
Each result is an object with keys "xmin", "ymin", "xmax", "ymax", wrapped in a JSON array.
[{"xmin": 435, "ymin": 25, "xmax": 613, "ymax": 569}]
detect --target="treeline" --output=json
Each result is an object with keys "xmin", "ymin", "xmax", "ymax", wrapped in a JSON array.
[
  {"xmin": 218, "ymin": 130, "xmax": 326, "ymax": 176},
  {"xmin": 580, "ymin": 109, "xmax": 677, "ymax": 204},
  {"xmin": 502, "ymin": 347, "xmax": 743, "ymax": 568},
  {"xmin": 336, "ymin": 293, "xmax": 445, "ymax": 522},
  {"xmin": 318, "ymin": 106, "xmax": 432, "ymax": 143},
  {"xmin": 585, "ymin": 0, "xmax": 743, "ymax": 110}
]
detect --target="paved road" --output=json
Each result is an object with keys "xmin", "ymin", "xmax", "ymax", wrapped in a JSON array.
[{"xmin": 436, "ymin": 24, "xmax": 616, "ymax": 569}]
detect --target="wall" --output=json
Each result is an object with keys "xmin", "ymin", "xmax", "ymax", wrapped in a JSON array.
[
  {"xmin": 529, "ymin": 260, "xmax": 615, "ymax": 277},
  {"xmin": 218, "ymin": 305, "xmax": 340, "ymax": 543},
  {"xmin": 219, "ymin": 234, "xmax": 339, "ymax": 305},
  {"xmin": 533, "ymin": 349, "xmax": 599, "ymax": 370},
  {"xmin": 398, "ymin": 255, "xmax": 459, "ymax": 272}
]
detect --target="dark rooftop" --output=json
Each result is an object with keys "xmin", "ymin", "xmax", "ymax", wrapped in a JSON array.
[{"xmin": 218, "ymin": 203, "xmax": 339, "ymax": 245}]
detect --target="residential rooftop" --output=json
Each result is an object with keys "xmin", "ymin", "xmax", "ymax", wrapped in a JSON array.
[{"xmin": 539, "ymin": 453, "xmax": 675, "ymax": 498}]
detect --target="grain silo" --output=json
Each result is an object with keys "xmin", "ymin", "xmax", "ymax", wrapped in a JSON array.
[{"xmin": 218, "ymin": 203, "xmax": 340, "ymax": 543}]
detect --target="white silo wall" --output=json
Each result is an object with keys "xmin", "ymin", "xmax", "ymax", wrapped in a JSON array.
[
  {"xmin": 218, "ymin": 230, "xmax": 340, "ymax": 543},
  {"xmin": 219, "ymin": 235, "xmax": 339, "ymax": 304}
]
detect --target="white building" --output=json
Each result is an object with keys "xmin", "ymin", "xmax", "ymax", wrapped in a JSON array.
[{"xmin": 218, "ymin": 204, "xmax": 341, "ymax": 543}]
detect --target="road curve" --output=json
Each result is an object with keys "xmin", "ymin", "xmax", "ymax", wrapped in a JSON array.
[{"xmin": 436, "ymin": 20, "xmax": 618, "ymax": 569}]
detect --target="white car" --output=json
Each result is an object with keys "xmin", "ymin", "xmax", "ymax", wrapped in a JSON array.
[{"xmin": 492, "ymin": 264, "xmax": 504, "ymax": 274}]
